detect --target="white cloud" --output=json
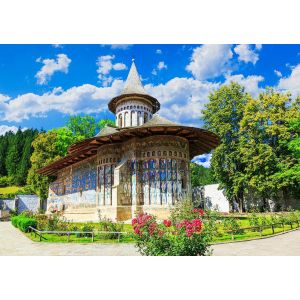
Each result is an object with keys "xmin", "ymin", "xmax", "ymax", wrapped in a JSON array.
[
  {"xmin": 152, "ymin": 61, "xmax": 167, "ymax": 75},
  {"xmin": 192, "ymin": 153, "xmax": 212, "ymax": 168},
  {"xmin": 157, "ymin": 61, "xmax": 167, "ymax": 70},
  {"xmin": 224, "ymin": 73, "xmax": 264, "ymax": 97},
  {"xmin": 0, "ymin": 125, "xmax": 19, "ymax": 135},
  {"xmin": 96, "ymin": 55, "xmax": 127, "ymax": 86},
  {"xmin": 278, "ymin": 64, "xmax": 300, "ymax": 96},
  {"xmin": 255, "ymin": 44, "xmax": 262, "ymax": 50},
  {"xmin": 35, "ymin": 54, "xmax": 71, "ymax": 85},
  {"xmin": 156, "ymin": 49, "xmax": 162, "ymax": 54},
  {"xmin": 0, "ymin": 80, "xmax": 124, "ymax": 122},
  {"xmin": 0, "ymin": 125, "xmax": 28, "ymax": 135},
  {"xmin": 186, "ymin": 44, "xmax": 233, "ymax": 80},
  {"xmin": 274, "ymin": 69, "xmax": 282, "ymax": 77},
  {"xmin": 145, "ymin": 77, "xmax": 220, "ymax": 125},
  {"xmin": 234, "ymin": 44, "xmax": 261, "ymax": 65},
  {"xmin": 110, "ymin": 44, "xmax": 132, "ymax": 49}
]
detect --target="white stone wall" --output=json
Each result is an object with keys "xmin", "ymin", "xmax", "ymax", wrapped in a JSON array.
[
  {"xmin": 115, "ymin": 100, "xmax": 153, "ymax": 127},
  {"xmin": 203, "ymin": 184, "xmax": 230, "ymax": 213}
]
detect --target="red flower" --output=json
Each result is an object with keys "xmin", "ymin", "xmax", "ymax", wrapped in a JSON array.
[
  {"xmin": 158, "ymin": 230, "xmax": 165, "ymax": 237},
  {"xmin": 149, "ymin": 222, "xmax": 157, "ymax": 236},
  {"xmin": 134, "ymin": 227, "xmax": 141, "ymax": 235},
  {"xmin": 132, "ymin": 218, "xmax": 138, "ymax": 226},
  {"xmin": 186, "ymin": 228, "xmax": 194, "ymax": 237},
  {"xmin": 198, "ymin": 209, "xmax": 204, "ymax": 216},
  {"xmin": 163, "ymin": 219, "xmax": 172, "ymax": 227}
]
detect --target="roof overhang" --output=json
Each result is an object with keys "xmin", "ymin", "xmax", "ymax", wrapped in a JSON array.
[
  {"xmin": 37, "ymin": 125, "xmax": 219, "ymax": 176},
  {"xmin": 108, "ymin": 93, "xmax": 160, "ymax": 114}
]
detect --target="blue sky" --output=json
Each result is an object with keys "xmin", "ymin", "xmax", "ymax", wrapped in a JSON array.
[{"xmin": 1, "ymin": 44, "xmax": 300, "ymax": 166}]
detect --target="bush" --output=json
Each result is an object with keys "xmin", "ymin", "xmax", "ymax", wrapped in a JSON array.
[
  {"xmin": 222, "ymin": 218, "xmax": 243, "ymax": 234},
  {"xmin": 0, "ymin": 176, "xmax": 13, "ymax": 187},
  {"xmin": 132, "ymin": 200, "xmax": 213, "ymax": 256},
  {"xmin": 98, "ymin": 218, "xmax": 124, "ymax": 239},
  {"xmin": 11, "ymin": 215, "xmax": 37, "ymax": 232}
]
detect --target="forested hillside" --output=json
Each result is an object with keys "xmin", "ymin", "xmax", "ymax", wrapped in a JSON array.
[{"xmin": 0, "ymin": 129, "xmax": 39, "ymax": 187}]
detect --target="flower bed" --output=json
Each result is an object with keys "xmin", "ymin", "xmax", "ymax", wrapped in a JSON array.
[{"xmin": 132, "ymin": 202, "xmax": 213, "ymax": 256}]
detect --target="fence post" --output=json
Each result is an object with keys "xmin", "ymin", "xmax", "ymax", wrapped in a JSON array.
[
  {"xmin": 297, "ymin": 220, "xmax": 299, "ymax": 228},
  {"xmin": 290, "ymin": 222, "xmax": 293, "ymax": 229},
  {"xmin": 259, "ymin": 226, "xmax": 262, "ymax": 237},
  {"xmin": 118, "ymin": 232, "xmax": 120, "ymax": 243},
  {"xmin": 39, "ymin": 233, "xmax": 42, "ymax": 242},
  {"xmin": 282, "ymin": 223, "xmax": 285, "ymax": 232},
  {"xmin": 67, "ymin": 232, "xmax": 70, "ymax": 242},
  {"xmin": 271, "ymin": 224, "xmax": 274, "ymax": 234},
  {"xmin": 92, "ymin": 232, "xmax": 94, "ymax": 242},
  {"xmin": 231, "ymin": 231, "xmax": 234, "ymax": 241}
]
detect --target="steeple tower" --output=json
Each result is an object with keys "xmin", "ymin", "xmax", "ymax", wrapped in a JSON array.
[
  {"xmin": 122, "ymin": 59, "xmax": 147, "ymax": 95},
  {"xmin": 108, "ymin": 60, "xmax": 160, "ymax": 128}
]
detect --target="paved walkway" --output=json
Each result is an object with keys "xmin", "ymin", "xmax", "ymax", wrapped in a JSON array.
[
  {"xmin": 0, "ymin": 222, "xmax": 137, "ymax": 256},
  {"xmin": 1, "ymin": 221, "xmax": 300, "ymax": 255}
]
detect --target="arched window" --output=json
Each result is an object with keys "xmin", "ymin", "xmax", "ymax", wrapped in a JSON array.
[
  {"xmin": 125, "ymin": 111, "xmax": 129, "ymax": 127},
  {"xmin": 144, "ymin": 112, "xmax": 148, "ymax": 123},
  {"xmin": 131, "ymin": 111, "xmax": 134, "ymax": 126},
  {"xmin": 118, "ymin": 114, "xmax": 122, "ymax": 127},
  {"xmin": 137, "ymin": 111, "xmax": 141, "ymax": 126}
]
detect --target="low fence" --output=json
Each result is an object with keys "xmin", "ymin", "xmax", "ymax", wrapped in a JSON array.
[
  {"xmin": 225, "ymin": 220, "xmax": 300, "ymax": 240},
  {"xmin": 29, "ymin": 226, "xmax": 129, "ymax": 243}
]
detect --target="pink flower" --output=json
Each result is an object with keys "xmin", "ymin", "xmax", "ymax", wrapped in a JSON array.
[
  {"xmin": 158, "ymin": 230, "xmax": 164, "ymax": 237},
  {"xmin": 186, "ymin": 229, "xmax": 194, "ymax": 237},
  {"xmin": 198, "ymin": 209, "xmax": 204, "ymax": 216},
  {"xmin": 163, "ymin": 219, "xmax": 172, "ymax": 227},
  {"xmin": 132, "ymin": 218, "xmax": 138, "ymax": 226},
  {"xmin": 134, "ymin": 227, "xmax": 141, "ymax": 235},
  {"xmin": 149, "ymin": 222, "xmax": 157, "ymax": 236}
]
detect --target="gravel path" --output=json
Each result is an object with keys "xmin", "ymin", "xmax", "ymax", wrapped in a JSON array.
[{"xmin": 1, "ymin": 221, "xmax": 300, "ymax": 256}]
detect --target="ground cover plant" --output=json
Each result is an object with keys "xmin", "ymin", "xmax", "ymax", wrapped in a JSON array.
[{"xmin": 10, "ymin": 208, "xmax": 300, "ymax": 245}]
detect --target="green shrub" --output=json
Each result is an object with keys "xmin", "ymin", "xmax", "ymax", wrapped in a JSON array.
[
  {"xmin": 132, "ymin": 200, "xmax": 214, "ymax": 256},
  {"xmin": 0, "ymin": 176, "xmax": 13, "ymax": 187},
  {"xmin": 222, "ymin": 218, "xmax": 243, "ymax": 234},
  {"xmin": 11, "ymin": 215, "xmax": 37, "ymax": 232},
  {"xmin": 98, "ymin": 218, "xmax": 124, "ymax": 239}
]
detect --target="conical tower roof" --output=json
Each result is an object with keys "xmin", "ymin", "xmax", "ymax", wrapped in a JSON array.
[
  {"xmin": 121, "ymin": 59, "xmax": 147, "ymax": 95},
  {"xmin": 108, "ymin": 59, "xmax": 160, "ymax": 114}
]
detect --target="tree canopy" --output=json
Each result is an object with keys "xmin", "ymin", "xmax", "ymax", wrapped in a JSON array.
[{"xmin": 203, "ymin": 83, "xmax": 300, "ymax": 211}]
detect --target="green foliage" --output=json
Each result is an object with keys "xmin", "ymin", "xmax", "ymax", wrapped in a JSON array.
[
  {"xmin": 98, "ymin": 218, "xmax": 124, "ymax": 239},
  {"xmin": 0, "ymin": 176, "xmax": 14, "ymax": 188},
  {"xmin": 66, "ymin": 116, "xmax": 114, "ymax": 143},
  {"xmin": 202, "ymin": 82, "xmax": 250, "ymax": 209},
  {"xmin": 203, "ymin": 82, "xmax": 300, "ymax": 211},
  {"xmin": 11, "ymin": 215, "xmax": 37, "ymax": 232},
  {"xmin": 190, "ymin": 162, "xmax": 216, "ymax": 187},
  {"xmin": 0, "ymin": 128, "xmax": 39, "ymax": 186},
  {"xmin": 222, "ymin": 217, "xmax": 242, "ymax": 234},
  {"xmin": 27, "ymin": 131, "xmax": 61, "ymax": 200},
  {"xmin": 132, "ymin": 201, "xmax": 213, "ymax": 256}
]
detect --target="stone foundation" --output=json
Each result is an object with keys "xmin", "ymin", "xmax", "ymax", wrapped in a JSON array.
[{"xmin": 59, "ymin": 204, "xmax": 174, "ymax": 223}]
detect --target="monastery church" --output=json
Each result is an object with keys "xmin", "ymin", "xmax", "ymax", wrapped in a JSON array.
[{"xmin": 38, "ymin": 60, "xmax": 219, "ymax": 221}]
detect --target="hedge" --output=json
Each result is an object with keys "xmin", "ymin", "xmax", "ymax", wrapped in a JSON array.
[{"xmin": 11, "ymin": 216, "xmax": 37, "ymax": 232}]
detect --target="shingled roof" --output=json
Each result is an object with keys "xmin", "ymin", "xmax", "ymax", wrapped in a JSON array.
[
  {"xmin": 38, "ymin": 114, "xmax": 220, "ymax": 176},
  {"xmin": 108, "ymin": 60, "xmax": 160, "ymax": 114},
  {"xmin": 121, "ymin": 59, "xmax": 147, "ymax": 95}
]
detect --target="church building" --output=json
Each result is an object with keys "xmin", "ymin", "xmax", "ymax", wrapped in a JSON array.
[{"xmin": 38, "ymin": 60, "xmax": 219, "ymax": 221}]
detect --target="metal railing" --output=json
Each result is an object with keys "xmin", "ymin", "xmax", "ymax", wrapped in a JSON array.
[
  {"xmin": 225, "ymin": 220, "xmax": 300, "ymax": 240},
  {"xmin": 29, "ymin": 226, "xmax": 129, "ymax": 243}
]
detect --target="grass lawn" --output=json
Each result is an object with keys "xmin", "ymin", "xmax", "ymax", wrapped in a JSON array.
[
  {"xmin": 23, "ymin": 217, "xmax": 300, "ymax": 244},
  {"xmin": 26, "ymin": 231, "xmax": 134, "ymax": 244},
  {"xmin": 0, "ymin": 186, "xmax": 21, "ymax": 195}
]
